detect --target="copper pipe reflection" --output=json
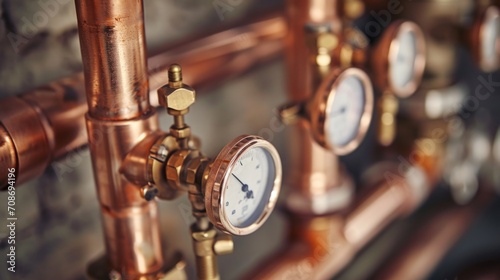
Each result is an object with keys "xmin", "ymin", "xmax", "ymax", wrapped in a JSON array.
[
  {"xmin": 0, "ymin": 12, "xmax": 286, "ymax": 190},
  {"xmin": 373, "ymin": 191, "xmax": 491, "ymax": 280},
  {"xmin": 248, "ymin": 163, "xmax": 430, "ymax": 280},
  {"xmin": 75, "ymin": 0, "xmax": 163, "ymax": 276},
  {"xmin": 285, "ymin": 0, "xmax": 352, "ymax": 215}
]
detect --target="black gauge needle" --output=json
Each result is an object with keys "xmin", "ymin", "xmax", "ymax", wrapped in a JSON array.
[
  {"xmin": 330, "ymin": 106, "xmax": 346, "ymax": 117},
  {"xmin": 232, "ymin": 173, "xmax": 249, "ymax": 192}
]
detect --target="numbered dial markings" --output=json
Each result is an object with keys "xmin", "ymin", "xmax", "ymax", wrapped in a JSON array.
[
  {"xmin": 223, "ymin": 147, "xmax": 274, "ymax": 228},
  {"xmin": 206, "ymin": 135, "xmax": 282, "ymax": 235},
  {"xmin": 326, "ymin": 75, "xmax": 365, "ymax": 148}
]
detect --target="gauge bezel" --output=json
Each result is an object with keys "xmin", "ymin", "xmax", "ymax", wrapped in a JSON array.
[
  {"xmin": 472, "ymin": 5, "xmax": 500, "ymax": 72},
  {"xmin": 310, "ymin": 67, "xmax": 373, "ymax": 155},
  {"xmin": 205, "ymin": 135, "xmax": 282, "ymax": 235},
  {"xmin": 372, "ymin": 20, "xmax": 426, "ymax": 98}
]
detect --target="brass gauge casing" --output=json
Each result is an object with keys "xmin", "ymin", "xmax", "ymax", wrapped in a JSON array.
[
  {"xmin": 309, "ymin": 68, "xmax": 374, "ymax": 155},
  {"xmin": 372, "ymin": 20, "xmax": 426, "ymax": 98},
  {"xmin": 205, "ymin": 135, "xmax": 282, "ymax": 235}
]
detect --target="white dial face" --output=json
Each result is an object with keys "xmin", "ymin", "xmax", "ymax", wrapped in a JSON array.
[
  {"xmin": 326, "ymin": 75, "xmax": 365, "ymax": 148},
  {"xmin": 222, "ymin": 147, "xmax": 276, "ymax": 228},
  {"xmin": 389, "ymin": 29, "xmax": 417, "ymax": 90},
  {"xmin": 481, "ymin": 10, "xmax": 500, "ymax": 66}
]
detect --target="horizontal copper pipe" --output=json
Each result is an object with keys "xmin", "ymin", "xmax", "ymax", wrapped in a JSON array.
[
  {"xmin": 372, "ymin": 190, "xmax": 491, "ymax": 280},
  {"xmin": 247, "ymin": 161, "xmax": 434, "ymax": 279},
  {"xmin": 0, "ymin": 12, "xmax": 286, "ymax": 190}
]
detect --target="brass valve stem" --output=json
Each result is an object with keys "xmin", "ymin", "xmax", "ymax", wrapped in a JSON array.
[
  {"xmin": 158, "ymin": 64, "xmax": 195, "ymax": 149},
  {"xmin": 157, "ymin": 63, "xmax": 233, "ymax": 280}
]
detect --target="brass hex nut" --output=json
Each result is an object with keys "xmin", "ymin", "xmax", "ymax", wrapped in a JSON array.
[
  {"xmin": 165, "ymin": 149, "xmax": 201, "ymax": 191},
  {"xmin": 185, "ymin": 156, "xmax": 210, "ymax": 186},
  {"xmin": 158, "ymin": 84, "xmax": 196, "ymax": 111},
  {"xmin": 169, "ymin": 126, "xmax": 192, "ymax": 139}
]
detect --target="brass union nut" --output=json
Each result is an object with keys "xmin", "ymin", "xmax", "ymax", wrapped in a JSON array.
[
  {"xmin": 165, "ymin": 149, "xmax": 200, "ymax": 191},
  {"xmin": 158, "ymin": 84, "xmax": 196, "ymax": 111}
]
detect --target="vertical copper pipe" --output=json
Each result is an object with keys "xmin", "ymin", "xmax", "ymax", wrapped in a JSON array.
[
  {"xmin": 0, "ymin": 12, "xmax": 286, "ymax": 190},
  {"xmin": 285, "ymin": 0, "xmax": 349, "ymax": 214},
  {"xmin": 76, "ymin": 0, "xmax": 150, "ymax": 121},
  {"xmin": 75, "ymin": 0, "xmax": 164, "ymax": 277}
]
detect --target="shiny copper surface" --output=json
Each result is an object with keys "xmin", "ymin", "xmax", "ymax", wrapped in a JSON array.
[
  {"xmin": 0, "ymin": 97, "xmax": 51, "ymax": 188},
  {"xmin": 374, "ymin": 207, "xmax": 476, "ymax": 280},
  {"xmin": 0, "ymin": 12, "xmax": 286, "ymax": 190},
  {"xmin": 75, "ymin": 0, "xmax": 164, "ymax": 277},
  {"xmin": 286, "ymin": 0, "xmax": 342, "ymax": 101},
  {"xmin": 0, "ymin": 125, "xmax": 16, "ymax": 188},
  {"xmin": 249, "ymin": 163, "xmax": 427, "ymax": 279},
  {"xmin": 76, "ymin": 0, "xmax": 150, "ymax": 121},
  {"xmin": 284, "ymin": 0, "xmax": 353, "ymax": 215},
  {"xmin": 21, "ymin": 74, "xmax": 88, "ymax": 159},
  {"xmin": 148, "ymin": 12, "xmax": 286, "ymax": 106}
]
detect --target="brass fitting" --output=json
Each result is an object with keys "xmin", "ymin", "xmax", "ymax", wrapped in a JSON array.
[
  {"xmin": 165, "ymin": 149, "xmax": 201, "ymax": 192},
  {"xmin": 158, "ymin": 65, "xmax": 196, "ymax": 112},
  {"xmin": 158, "ymin": 64, "xmax": 196, "ymax": 149},
  {"xmin": 377, "ymin": 92, "xmax": 399, "ymax": 147},
  {"xmin": 306, "ymin": 26, "xmax": 339, "ymax": 68},
  {"xmin": 191, "ymin": 225, "xmax": 234, "ymax": 280},
  {"xmin": 148, "ymin": 135, "xmax": 182, "ymax": 200}
]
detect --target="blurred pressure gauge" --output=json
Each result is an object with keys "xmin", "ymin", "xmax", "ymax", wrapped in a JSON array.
[
  {"xmin": 372, "ymin": 20, "xmax": 426, "ymax": 98},
  {"xmin": 205, "ymin": 135, "xmax": 282, "ymax": 235},
  {"xmin": 309, "ymin": 68, "xmax": 374, "ymax": 155},
  {"xmin": 472, "ymin": 6, "xmax": 500, "ymax": 72}
]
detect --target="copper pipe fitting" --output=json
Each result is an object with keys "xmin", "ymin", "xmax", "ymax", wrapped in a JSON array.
[
  {"xmin": 0, "ymin": 12, "xmax": 286, "ymax": 190},
  {"xmin": 248, "ymin": 161, "xmax": 432, "ymax": 279},
  {"xmin": 75, "ymin": 0, "xmax": 164, "ymax": 277},
  {"xmin": 284, "ymin": 0, "xmax": 353, "ymax": 215}
]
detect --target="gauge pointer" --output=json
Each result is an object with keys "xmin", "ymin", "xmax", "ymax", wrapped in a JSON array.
[
  {"xmin": 330, "ymin": 106, "xmax": 346, "ymax": 117},
  {"xmin": 232, "ymin": 173, "xmax": 250, "ymax": 193}
]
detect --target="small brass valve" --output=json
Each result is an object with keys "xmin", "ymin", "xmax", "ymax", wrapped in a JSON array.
[{"xmin": 143, "ymin": 64, "xmax": 282, "ymax": 280}]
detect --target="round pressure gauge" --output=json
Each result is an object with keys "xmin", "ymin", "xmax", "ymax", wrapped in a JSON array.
[
  {"xmin": 309, "ymin": 68, "xmax": 373, "ymax": 155},
  {"xmin": 205, "ymin": 135, "xmax": 282, "ymax": 235},
  {"xmin": 473, "ymin": 6, "xmax": 500, "ymax": 72},
  {"xmin": 372, "ymin": 21, "xmax": 426, "ymax": 98}
]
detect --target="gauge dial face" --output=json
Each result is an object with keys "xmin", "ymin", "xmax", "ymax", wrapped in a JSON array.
[
  {"xmin": 480, "ymin": 6, "xmax": 500, "ymax": 71},
  {"xmin": 311, "ymin": 68, "xmax": 373, "ymax": 155},
  {"xmin": 389, "ymin": 30, "xmax": 417, "ymax": 90},
  {"xmin": 386, "ymin": 21, "xmax": 425, "ymax": 97},
  {"xmin": 223, "ymin": 147, "xmax": 275, "ymax": 228},
  {"xmin": 206, "ymin": 135, "xmax": 282, "ymax": 235},
  {"xmin": 326, "ymin": 75, "xmax": 365, "ymax": 148}
]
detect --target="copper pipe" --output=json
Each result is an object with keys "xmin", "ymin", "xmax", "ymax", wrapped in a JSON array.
[
  {"xmin": 371, "ymin": 186, "xmax": 492, "ymax": 280},
  {"xmin": 0, "ymin": 12, "xmax": 286, "ymax": 190},
  {"xmin": 373, "ymin": 204, "xmax": 480, "ymax": 280},
  {"xmin": 247, "ymin": 162, "xmax": 431, "ymax": 280},
  {"xmin": 75, "ymin": 0, "xmax": 163, "ymax": 277},
  {"xmin": 286, "ymin": 0, "xmax": 342, "ymax": 101},
  {"xmin": 285, "ymin": 0, "xmax": 352, "ymax": 215}
]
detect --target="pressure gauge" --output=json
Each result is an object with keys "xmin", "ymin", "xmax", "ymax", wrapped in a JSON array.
[
  {"xmin": 473, "ymin": 6, "xmax": 500, "ymax": 72},
  {"xmin": 309, "ymin": 68, "xmax": 373, "ymax": 155},
  {"xmin": 205, "ymin": 135, "xmax": 282, "ymax": 235},
  {"xmin": 372, "ymin": 21, "xmax": 426, "ymax": 98}
]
